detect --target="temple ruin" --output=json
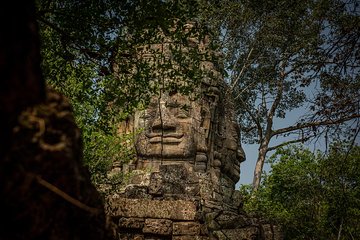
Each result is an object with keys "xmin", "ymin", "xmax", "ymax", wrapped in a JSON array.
[{"xmin": 105, "ymin": 23, "xmax": 282, "ymax": 240}]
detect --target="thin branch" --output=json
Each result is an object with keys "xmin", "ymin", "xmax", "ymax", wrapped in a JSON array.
[
  {"xmin": 272, "ymin": 114, "xmax": 360, "ymax": 137},
  {"xmin": 241, "ymin": 125, "xmax": 257, "ymax": 132},
  {"xmin": 267, "ymin": 136, "xmax": 313, "ymax": 152},
  {"xmin": 38, "ymin": 17, "xmax": 106, "ymax": 65},
  {"xmin": 233, "ymin": 81, "xmax": 257, "ymax": 100},
  {"xmin": 337, "ymin": 217, "xmax": 343, "ymax": 240},
  {"xmin": 37, "ymin": 17, "xmax": 71, "ymax": 40},
  {"xmin": 33, "ymin": 174, "xmax": 102, "ymax": 215},
  {"xmin": 265, "ymin": 61, "xmax": 285, "ymax": 139},
  {"xmin": 261, "ymin": 84, "xmax": 268, "ymax": 113},
  {"xmin": 238, "ymin": 97, "xmax": 263, "ymax": 139},
  {"xmin": 268, "ymin": 62, "xmax": 285, "ymax": 121},
  {"xmin": 343, "ymin": 119, "xmax": 360, "ymax": 161},
  {"xmin": 230, "ymin": 47, "xmax": 254, "ymax": 90}
]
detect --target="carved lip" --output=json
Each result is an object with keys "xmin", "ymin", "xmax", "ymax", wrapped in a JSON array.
[
  {"xmin": 234, "ymin": 164, "xmax": 240, "ymax": 172},
  {"xmin": 146, "ymin": 132, "xmax": 184, "ymax": 144}
]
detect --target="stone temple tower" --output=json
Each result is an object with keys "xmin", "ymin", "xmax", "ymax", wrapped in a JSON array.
[{"xmin": 106, "ymin": 22, "xmax": 282, "ymax": 240}]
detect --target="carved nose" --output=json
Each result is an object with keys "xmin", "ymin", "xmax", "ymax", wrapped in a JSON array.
[
  {"xmin": 152, "ymin": 119, "xmax": 176, "ymax": 131},
  {"xmin": 151, "ymin": 105, "xmax": 177, "ymax": 132}
]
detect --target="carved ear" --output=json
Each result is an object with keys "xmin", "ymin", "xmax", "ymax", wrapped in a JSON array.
[
  {"xmin": 205, "ymin": 86, "xmax": 220, "ymax": 104},
  {"xmin": 237, "ymin": 148, "xmax": 246, "ymax": 163}
]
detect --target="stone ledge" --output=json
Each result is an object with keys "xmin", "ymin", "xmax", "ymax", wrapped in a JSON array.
[
  {"xmin": 213, "ymin": 227, "xmax": 259, "ymax": 240},
  {"xmin": 143, "ymin": 218, "xmax": 172, "ymax": 235},
  {"xmin": 107, "ymin": 198, "xmax": 197, "ymax": 220},
  {"xmin": 118, "ymin": 217, "xmax": 144, "ymax": 229},
  {"xmin": 173, "ymin": 222, "xmax": 201, "ymax": 235},
  {"xmin": 172, "ymin": 236, "xmax": 210, "ymax": 240}
]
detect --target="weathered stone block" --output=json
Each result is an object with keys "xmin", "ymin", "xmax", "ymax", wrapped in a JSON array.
[
  {"xmin": 144, "ymin": 236, "xmax": 171, "ymax": 240},
  {"xmin": 172, "ymin": 236, "xmax": 210, "ymax": 240},
  {"xmin": 261, "ymin": 224, "xmax": 283, "ymax": 240},
  {"xmin": 129, "ymin": 170, "xmax": 151, "ymax": 185},
  {"xmin": 204, "ymin": 212, "xmax": 221, "ymax": 230},
  {"xmin": 213, "ymin": 227, "xmax": 260, "ymax": 240},
  {"xmin": 143, "ymin": 219, "xmax": 172, "ymax": 235},
  {"xmin": 149, "ymin": 172, "xmax": 163, "ymax": 196},
  {"xmin": 160, "ymin": 165, "xmax": 200, "ymax": 196},
  {"xmin": 216, "ymin": 211, "xmax": 251, "ymax": 229},
  {"xmin": 118, "ymin": 217, "xmax": 145, "ymax": 229},
  {"xmin": 119, "ymin": 233, "xmax": 144, "ymax": 240},
  {"xmin": 200, "ymin": 223, "xmax": 209, "ymax": 236},
  {"xmin": 107, "ymin": 198, "xmax": 197, "ymax": 220},
  {"xmin": 122, "ymin": 185, "xmax": 151, "ymax": 199},
  {"xmin": 173, "ymin": 222, "xmax": 200, "ymax": 235}
]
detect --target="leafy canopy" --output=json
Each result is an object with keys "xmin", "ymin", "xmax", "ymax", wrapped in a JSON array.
[{"xmin": 241, "ymin": 144, "xmax": 360, "ymax": 239}]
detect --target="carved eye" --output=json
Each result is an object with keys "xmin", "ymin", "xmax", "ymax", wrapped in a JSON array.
[
  {"xmin": 165, "ymin": 100, "xmax": 179, "ymax": 108},
  {"xmin": 177, "ymin": 108, "xmax": 190, "ymax": 118},
  {"xmin": 140, "ymin": 111, "xmax": 155, "ymax": 120}
]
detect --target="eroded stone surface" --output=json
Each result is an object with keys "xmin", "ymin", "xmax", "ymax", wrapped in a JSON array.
[
  {"xmin": 173, "ymin": 222, "xmax": 201, "ymax": 236},
  {"xmin": 106, "ymin": 23, "xmax": 282, "ymax": 240},
  {"xmin": 107, "ymin": 198, "xmax": 197, "ymax": 220},
  {"xmin": 213, "ymin": 227, "xmax": 260, "ymax": 240},
  {"xmin": 143, "ymin": 219, "xmax": 173, "ymax": 235},
  {"xmin": 119, "ymin": 217, "xmax": 145, "ymax": 229},
  {"xmin": 261, "ymin": 224, "xmax": 283, "ymax": 240},
  {"xmin": 172, "ymin": 236, "xmax": 210, "ymax": 240}
]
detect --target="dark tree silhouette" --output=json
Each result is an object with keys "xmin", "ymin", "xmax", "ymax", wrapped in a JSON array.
[{"xmin": 0, "ymin": 1, "xmax": 111, "ymax": 239}]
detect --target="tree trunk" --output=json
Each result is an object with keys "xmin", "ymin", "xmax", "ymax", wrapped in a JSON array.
[
  {"xmin": 252, "ymin": 140, "xmax": 269, "ymax": 191},
  {"xmin": 0, "ymin": 1, "xmax": 45, "ymax": 160},
  {"xmin": 0, "ymin": 1, "xmax": 111, "ymax": 239}
]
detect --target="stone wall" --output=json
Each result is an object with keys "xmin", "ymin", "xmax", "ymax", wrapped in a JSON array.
[{"xmin": 106, "ymin": 164, "xmax": 282, "ymax": 240}]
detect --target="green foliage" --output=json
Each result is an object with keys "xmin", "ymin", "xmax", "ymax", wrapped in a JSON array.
[
  {"xmin": 36, "ymin": 0, "xmax": 214, "ymax": 188},
  {"xmin": 82, "ymin": 127, "xmax": 136, "ymax": 187},
  {"xmin": 240, "ymin": 144, "xmax": 360, "ymax": 239},
  {"xmin": 319, "ymin": 144, "xmax": 360, "ymax": 239},
  {"xmin": 36, "ymin": 0, "xmax": 212, "ymax": 119}
]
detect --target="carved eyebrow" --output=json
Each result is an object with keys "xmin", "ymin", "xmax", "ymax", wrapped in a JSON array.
[
  {"xmin": 180, "ymin": 104, "xmax": 191, "ymax": 111},
  {"xmin": 139, "ymin": 109, "xmax": 156, "ymax": 119},
  {"xmin": 165, "ymin": 100, "xmax": 180, "ymax": 107}
]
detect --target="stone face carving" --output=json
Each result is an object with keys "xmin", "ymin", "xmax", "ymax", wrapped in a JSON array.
[
  {"xmin": 116, "ymin": 49, "xmax": 245, "ymax": 185},
  {"xmin": 122, "ymin": 79, "xmax": 245, "ymax": 187},
  {"xmin": 114, "ymin": 22, "xmax": 245, "ymax": 186},
  {"xmin": 108, "ymin": 24, "xmax": 282, "ymax": 240},
  {"xmin": 135, "ymin": 92, "xmax": 197, "ymax": 160}
]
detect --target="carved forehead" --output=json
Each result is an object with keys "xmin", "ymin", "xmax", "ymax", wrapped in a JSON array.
[{"xmin": 148, "ymin": 92, "xmax": 192, "ymax": 104}]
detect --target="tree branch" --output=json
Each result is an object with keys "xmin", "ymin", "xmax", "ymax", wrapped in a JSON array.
[
  {"xmin": 267, "ymin": 135, "xmax": 313, "ymax": 152},
  {"xmin": 265, "ymin": 61, "xmax": 286, "ymax": 138},
  {"xmin": 230, "ymin": 47, "xmax": 254, "ymax": 91},
  {"xmin": 238, "ymin": 97, "xmax": 263, "ymax": 139},
  {"xmin": 272, "ymin": 114, "xmax": 360, "ymax": 137},
  {"xmin": 33, "ymin": 174, "xmax": 102, "ymax": 215},
  {"xmin": 233, "ymin": 81, "xmax": 257, "ymax": 100},
  {"xmin": 37, "ymin": 17, "xmax": 71, "ymax": 40},
  {"xmin": 268, "ymin": 62, "xmax": 285, "ymax": 121}
]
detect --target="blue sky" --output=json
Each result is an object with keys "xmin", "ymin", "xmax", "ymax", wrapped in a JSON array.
[
  {"xmin": 235, "ymin": 102, "xmax": 360, "ymax": 188},
  {"xmin": 235, "ymin": 105, "xmax": 319, "ymax": 188}
]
